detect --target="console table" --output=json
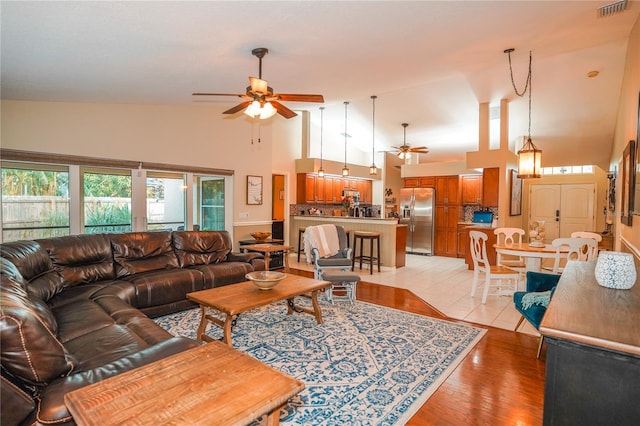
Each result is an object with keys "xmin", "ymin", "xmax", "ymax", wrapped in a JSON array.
[{"xmin": 539, "ymin": 261, "xmax": 640, "ymax": 425}]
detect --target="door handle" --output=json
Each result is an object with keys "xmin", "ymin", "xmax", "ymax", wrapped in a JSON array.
[{"xmin": 556, "ymin": 209, "xmax": 560, "ymax": 222}]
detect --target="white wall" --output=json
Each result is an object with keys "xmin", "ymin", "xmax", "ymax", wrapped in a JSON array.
[{"xmin": 1, "ymin": 100, "xmax": 278, "ymax": 226}]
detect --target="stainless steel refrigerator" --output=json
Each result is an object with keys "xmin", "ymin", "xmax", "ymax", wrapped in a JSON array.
[{"xmin": 400, "ymin": 187, "xmax": 435, "ymax": 255}]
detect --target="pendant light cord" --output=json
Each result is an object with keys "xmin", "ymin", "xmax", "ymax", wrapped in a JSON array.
[
  {"xmin": 371, "ymin": 95, "xmax": 376, "ymax": 164},
  {"xmin": 506, "ymin": 49, "xmax": 533, "ymax": 140},
  {"xmin": 320, "ymin": 106, "xmax": 324, "ymax": 169},
  {"xmin": 344, "ymin": 101, "xmax": 349, "ymax": 167}
]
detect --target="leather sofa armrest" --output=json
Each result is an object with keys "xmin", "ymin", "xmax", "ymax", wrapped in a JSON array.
[
  {"xmin": 1, "ymin": 375, "xmax": 36, "ymax": 426},
  {"xmin": 227, "ymin": 251, "xmax": 264, "ymax": 263}
]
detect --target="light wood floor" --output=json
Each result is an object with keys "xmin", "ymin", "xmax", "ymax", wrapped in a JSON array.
[{"xmin": 290, "ymin": 253, "xmax": 546, "ymax": 425}]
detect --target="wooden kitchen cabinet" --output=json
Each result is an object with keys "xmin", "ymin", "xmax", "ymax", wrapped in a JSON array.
[
  {"xmin": 361, "ymin": 180, "xmax": 373, "ymax": 204},
  {"xmin": 434, "ymin": 176, "xmax": 461, "ymax": 257},
  {"xmin": 457, "ymin": 223, "xmax": 469, "ymax": 258},
  {"xmin": 435, "ymin": 176, "xmax": 460, "ymax": 205},
  {"xmin": 482, "ymin": 167, "xmax": 499, "ymax": 207},
  {"xmin": 298, "ymin": 174, "xmax": 373, "ymax": 205},
  {"xmin": 461, "ymin": 175, "xmax": 482, "ymax": 205},
  {"xmin": 296, "ymin": 173, "xmax": 326, "ymax": 203},
  {"xmin": 403, "ymin": 177, "xmax": 435, "ymax": 188}
]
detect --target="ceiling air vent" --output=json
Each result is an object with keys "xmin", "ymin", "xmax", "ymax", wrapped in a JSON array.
[{"xmin": 598, "ymin": 0, "xmax": 628, "ymax": 17}]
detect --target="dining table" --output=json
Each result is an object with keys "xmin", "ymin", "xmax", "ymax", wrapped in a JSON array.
[{"xmin": 493, "ymin": 242, "xmax": 568, "ymax": 273}]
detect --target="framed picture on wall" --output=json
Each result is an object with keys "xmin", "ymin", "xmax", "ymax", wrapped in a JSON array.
[
  {"xmin": 634, "ymin": 92, "xmax": 640, "ymax": 216},
  {"xmin": 621, "ymin": 140, "xmax": 635, "ymax": 226},
  {"xmin": 510, "ymin": 169, "xmax": 522, "ymax": 216},
  {"xmin": 246, "ymin": 175, "xmax": 263, "ymax": 205}
]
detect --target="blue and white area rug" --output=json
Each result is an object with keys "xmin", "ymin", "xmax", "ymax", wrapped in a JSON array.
[{"xmin": 154, "ymin": 300, "xmax": 486, "ymax": 425}]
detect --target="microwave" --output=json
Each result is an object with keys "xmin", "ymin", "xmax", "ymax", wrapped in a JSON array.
[{"xmin": 341, "ymin": 190, "xmax": 361, "ymax": 205}]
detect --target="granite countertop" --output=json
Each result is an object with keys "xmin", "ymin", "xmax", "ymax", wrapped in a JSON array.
[
  {"xmin": 458, "ymin": 222, "xmax": 494, "ymax": 228},
  {"xmin": 293, "ymin": 215, "xmax": 397, "ymax": 222}
]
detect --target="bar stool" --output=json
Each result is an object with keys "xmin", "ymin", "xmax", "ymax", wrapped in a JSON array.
[
  {"xmin": 297, "ymin": 227, "xmax": 307, "ymax": 262},
  {"xmin": 352, "ymin": 231, "xmax": 381, "ymax": 274}
]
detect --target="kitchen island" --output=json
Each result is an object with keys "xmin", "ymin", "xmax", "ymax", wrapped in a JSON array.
[{"xmin": 291, "ymin": 216, "xmax": 405, "ymax": 268}]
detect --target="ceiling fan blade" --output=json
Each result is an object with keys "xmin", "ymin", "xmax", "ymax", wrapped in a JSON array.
[
  {"xmin": 193, "ymin": 92, "xmax": 248, "ymax": 98},
  {"xmin": 249, "ymin": 77, "xmax": 269, "ymax": 94},
  {"xmin": 275, "ymin": 94, "xmax": 324, "ymax": 103},
  {"xmin": 223, "ymin": 101, "xmax": 252, "ymax": 115},
  {"xmin": 271, "ymin": 101, "xmax": 298, "ymax": 119},
  {"xmin": 411, "ymin": 150, "xmax": 429, "ymax": 153}
]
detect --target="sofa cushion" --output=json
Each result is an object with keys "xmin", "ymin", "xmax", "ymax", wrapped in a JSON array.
[
  {"xmin": 122, "ymin": 268, "xmax": 205, "ymax": 308},
  {"xmin": 37, "ymin": 234, "xmax": 116, "ymax": 287},
  {"xmin": 0, "ymin": 258, "xmax": 76, "ymax": 387},
  {"xmin": 195, "ymin": 261, "xmax": 255, "ymax": 288},
  {"xmin": 172, "ymin": 230, "xmax": 232, "ymax": 267},
  {"xmin": 0, "ymin": 240, "xmax": 63, "ymax": 301},
  {"xmin": 111, "ymin": 231, "xmax": 179, "ymax": 277}
]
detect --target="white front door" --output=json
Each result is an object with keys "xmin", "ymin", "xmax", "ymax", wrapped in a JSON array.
[
  {"xmin": 529, "ymin": 185, "xmax": 561, "ymax": 242},
  {"xmin": 529, "ymin": 184, "xmax": 595, "ymax": 242}
]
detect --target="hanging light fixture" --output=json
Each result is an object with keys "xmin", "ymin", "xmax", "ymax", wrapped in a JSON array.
[
  {"xmin": 318, "ymin": 107, "xmax": 325, "ymax": 177},
  {"xmin": 244, "ymin": 100, "xmax": 277, "ymax": 119},
  {"xmin": 342, "ymin": 101, "xmax": 350, "ymax": 176},
  {"xmin": 505, "ymin": 48, "xmax": 541, "ymax": 178},
  {"xmin": 398, "ymin": 123, "xmax": 411, "ymax": 160},
  {"xmin": 369, "ymin": 95, "xmax": 378, "ymax": 175}
]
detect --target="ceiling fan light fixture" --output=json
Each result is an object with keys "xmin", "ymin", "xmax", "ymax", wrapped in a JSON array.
[{"xmin": 244, "ymin": 100, "xmax": 277, "ymax": 119}]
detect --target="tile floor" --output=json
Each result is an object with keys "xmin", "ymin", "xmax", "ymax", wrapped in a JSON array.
[{"xmin": 289, "ymin": 251, "xmax": 539, "ymax": 336}]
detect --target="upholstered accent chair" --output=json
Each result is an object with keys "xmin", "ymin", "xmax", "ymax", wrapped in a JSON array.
[
  {"xmin": 513, "ymin": 271, "xmax": 562, "ymax": 358},
  {"xmin": 305, "ymin": 225, "xmax": 353, "ymax": 280}
]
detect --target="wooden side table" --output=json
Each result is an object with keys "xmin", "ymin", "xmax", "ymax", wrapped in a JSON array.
[
  {"xmin": 242, "ymin": 243, "xmax": 293, "ymax": 272},
  {"xmin": 64, "ymin": 342, "xmax": 304, "ymax": 426}
]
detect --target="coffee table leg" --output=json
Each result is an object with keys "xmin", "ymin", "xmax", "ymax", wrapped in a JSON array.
[
  {"xmin": 310, "ymin": 290, "xmax": 323, "ymax": 324},
  {"xmin": 196, "ymin": 305, "xmax": 208, "ymax": 341},
  {"xmin": 222, "ymin": 314, "xmax": 234, "ymax": 347},
  {"xmin": 258, "ymin": 403, "xmax": 285, "ymax": 426}
]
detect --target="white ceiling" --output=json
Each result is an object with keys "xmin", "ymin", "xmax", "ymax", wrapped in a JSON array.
[{"xmin": 2, "ymin": 1, "xmax": 639, "ymax": 170}]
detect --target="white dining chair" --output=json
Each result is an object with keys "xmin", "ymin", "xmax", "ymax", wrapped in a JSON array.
[
  {"xmin": 494, "ymin": 227, "xmax": 527, "ymax": 271},
  {"xmin": 547, "ymin": 237, "xmax": 599, "ymax": 274},
  {"xmin": 570, "ymin": 231, "xmax": 602, "ymax": 244},
  {"xmin": 469, "ymin": 231, "xmax": 521, "ymax": 304}
]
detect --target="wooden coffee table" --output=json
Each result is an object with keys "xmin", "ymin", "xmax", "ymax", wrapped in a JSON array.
[
  {"xmin": 64, "ymin": 342, "xmax": 304, "ymax": 426},
  {"xmin": 187, "ymin": 274, "xmax": 331, "ymax": 347}
]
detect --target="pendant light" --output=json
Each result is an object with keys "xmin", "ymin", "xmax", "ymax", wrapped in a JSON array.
[
  {"xmin": 342, "ymin": 101, "xmax": 350, "ymax": 177},
  {"xmin": 505, "ymin": 48, "xmax": 541, "ymax": 178},
  {"xmin": 369, "ymin": 95, "xmax": 378, "ymax": 175},
  {"xmin": 318, "ymin": 107, "xmax": 325, "ymax": 177}
]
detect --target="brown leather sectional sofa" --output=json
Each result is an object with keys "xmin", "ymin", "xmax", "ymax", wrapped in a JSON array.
[{"xmin": 0, "ymin": 230, "xmax": 265, "ymax": 426}]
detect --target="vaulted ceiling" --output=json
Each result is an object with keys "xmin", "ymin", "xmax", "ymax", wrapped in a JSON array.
[{"xmin": 2, "ymin": 1, "xmax": 638, "ymax": 170}]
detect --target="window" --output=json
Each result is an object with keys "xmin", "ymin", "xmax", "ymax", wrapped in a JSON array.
[
  {"xmin": 198, "ymin": 176, "xmax": 225, "ymax": 230},
  {"xmin": 0, "ymin": 150, "xmax": 233, "ymax": 242},
  {"xmin": 82, "ymin": 168, "xmax": 132, "ymax": 234},
  {"xmin": 147, "ymin": 172, "xmax": 186, "ymax": 231},
  {"xmin": 540, "ymin": 165, "xmax": 594, "ymax": 175},
  {"xmin": 1, "ymin": 162, "xmax": 70, "ymax": 241}
]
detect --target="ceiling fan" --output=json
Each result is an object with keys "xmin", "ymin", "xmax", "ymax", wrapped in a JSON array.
[
  {"xmin": 393, "ymin": 123, "xmax": 428, "ymax": 159},
  {"xmin": 192, "ymin": 47, "xmax": 324, "ymax": 119}
]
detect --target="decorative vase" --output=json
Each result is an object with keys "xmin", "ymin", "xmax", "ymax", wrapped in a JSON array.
[
  {"xmin": 594, "ymin": 251, "xmax": 637, "ymax": 289},
  {"xmin": 528, "ymin": 220, "xmax": 546, "ymax": 247}
]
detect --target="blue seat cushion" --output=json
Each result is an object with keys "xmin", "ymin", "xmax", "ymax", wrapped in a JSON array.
[{"xmin": 514, "ymin": 290, "xmax": 552, "ymax": 329}]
